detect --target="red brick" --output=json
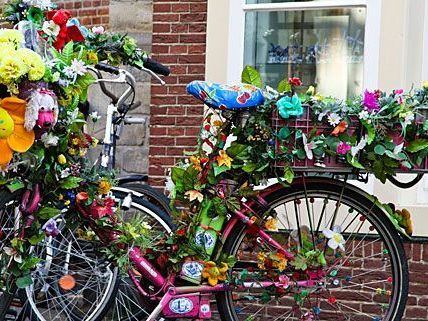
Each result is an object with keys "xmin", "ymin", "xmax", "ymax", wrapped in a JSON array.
[
  {"xmin": 189, "ymin": 23, "xmax": 206, "ymax": 33},
  {"xmin": 170, "ymin": 45, "xmax": 188, "ymax": 54},
  {"xmin": 180, "ymin": 34, "xmax": 206, "ymax": 43},
  {"xmin": 166, "ymin": 147, "xmax": 185, "ymax": 156},
  {"xmin": 167, "ymin": 106, "xmax": 184, "ymax": 115},
  {"xmin": 151, "ymin": 116, "xmax": 176, "ymax": 126},
  {"xmin": 176, "ymin": 117, "xmax": 201, "ymax": 126},
  {"xmin": 151, "ymin": 85, "xmax": 168, "ymax": 95},
  {"xmin": 74, "ymin": 1, "xmax": 82, "ymax": 9},
  {"xmin": 180, "ymin": 13, "xmax": 206, "ymax": 23},
  {"xmin": 153, "ymin": 23, "xmax": 171, "ymax": 33},
  {"xmin": 190, "ymin": 3, "xmax": 207, "ymax": 12},
  {"xmin": 83, "ymin": 0, "xmax": 91, "ymax": 7},
  {"xmin": 176, "ymin": 137, "xmax": 196, "ymax": 146},
  {"xmin": 151, "ymin": 96, "xmax": 177, "ymax": 105},
  {"xmin": 186, "ymin": 106, "xmax": 204, "ymax": 115},
  {"xmin": 172, "ymin": 3, "xmax": 189, "ymax": 12},
  {"xmin": 185, "ymin": 127, "xmax": 201, "ymax": 136},
  {"xmin": 423, "ymin": 243, "xmax": 428, "ymax": 261},
  {"xmin": 153, "ymin": 3, "xmax": 171, "ymax": 12},
  {"xmin": 178, "ymin": 55, "xmax": 205, "ymax": 64},
  {"xmin": 156, "ymin": 34, "xmax": 180, "ymax": 43},
  {"xmin": 150, "ymin": 157, "xmax": 176, "ymax": 166},
  {"xmin": 167, "ymin": 128, "xmax": 185, "ymax": 135},
  {"xmin": 96, "ymin": 7, "xmax": 108, "ymax": 15},
  {"xmin": 170, "ymin": 65, "xmax": 187, "ymax": 74},
  {"xmin": 149, "ymin": 165, "xmax": 168, "ymax": 176},
  {"xmin": 168, "ymin": 85, "xmax": 187, "ymax": 95},
  {"xmin": 149, "ymin": 147, "xmax": 166, "ymax": 156},
  {"xmin": 412, "ymin": 243, "xmax": 422, "ymax": 261},
  {"xmin": 188, "ymin": 45, "xmax": 206, "ymax": 54},
  {"xmin": 406, "ymin": 307, "xmax": 427, "ymax": 318},
  {"xmin": 150, "ymin": 137, "xmax": 175, "ymax": 146},
  {"xmin": 153, "ymin": 13, "xmax": 179, "ymax": 22},
  {"xmin": 171, "ymin": 24, "xmax": 189, "ymax": 33},
  {"xmin": 150, "ymin": 127, "xmax": 167, "ymax": 136}
]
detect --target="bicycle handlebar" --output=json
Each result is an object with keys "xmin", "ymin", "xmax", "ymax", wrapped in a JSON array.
[
  {"xmin": 95, "ymin": 63, "xmax": 120, "ymax": 75},
  {"xmin": 143, "ymin": 57, "xmax": 170, "ymax": 76}
]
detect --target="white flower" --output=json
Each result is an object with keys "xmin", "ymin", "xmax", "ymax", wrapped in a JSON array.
[
  {"xmin": 141, "ymin": 222, "xmax": 152, "ymax": 230},
  {"xmin": 351, "ymin": 135, "xmax": 367, "ymax": 158},
  {"xmin": 358, "ymin": 110, "xmax": 370, "ymax": 120},
  {"xmin": 60, "ymin": 168, "xmax": 71, "ymax": 178},
  {"xmin": 323, "ymin": 225, "xmax": 346, "ymax": 251},
  {"xmin": 327, "ymin": 112, "xmax": 341, "ymax": 126},
  {"xmin": 41, "ymin": 132, "xmax": 59, "ymax": 148},
  {"xmin": 165, "ymin": 176, "xmax": 175, "ymax": 193},
  {"xmin": 91, "ymin": 26, "xmax": 105, "ymax": 35},
  {"xmin": 23, "ymin": 0, "xmax": 53, "ymax": 9},
  {"xmin": 63, "ymin": 66, "xmax": 77, "ymax": 80},
  {"xmin": 42, "ymin": 20, "xmax": 60, "ymax": 37},
  {"xmin": 302, "ymin": 134, "xmax": 320, "ymax": 160},
  {"xmin": 3, "ymin": 247, "xmax": 22, "ymax": 263},
  {"xmin": 70, "ymin": 59, "xmax": 87, "ymax": 76},
  {"xmin": 403, "ymin": 112, "xmax": 415, "ymax": 127},
  {"xmin": 90, "ymin": 111, "xmax": 101, "ymax": 122},
  {"xmin": 200, "ymin": 129, "xmax": 210, "ymax": 140}
]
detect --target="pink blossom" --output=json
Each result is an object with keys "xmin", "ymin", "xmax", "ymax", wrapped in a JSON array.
[
  {"xmin": 363, "ymin": 90, "xmax": 380, "ymax": 111},
  {"xmin": 337, "ymin": 141, "xmax": 351, "ymax": 155},
  {"xmin": 395, "ymin": 89, "xmax": 404, "ymax": 104}
]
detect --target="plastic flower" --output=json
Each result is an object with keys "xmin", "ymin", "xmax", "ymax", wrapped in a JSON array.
[
  {"xmin": 90, "ymin": 111, "xmax": 101, "ymax": 122},
  {"xmin": 90, "ymin": 197, "xmax": 115, "ymax": 219},
  {"xmin": 202, "ymin": 261, "xmax": 228, "ymax": 286},
  {"xmin": 42, "ymin": 20, "xmax": 60, "ymax": 37},
  {"xmin": 422, "ymin": 80, "xmax": 428, "ymax": 89},
  {"xmin": 3, "ymin": 247, "xmax": 22, "ymax": 263},
  {"xmin": 26, "ymin": 7, "xmax": 44, "ymax": 25},
  {"xmin": 92, "ymin": 26, "xmax": 105, "ymax": 34},
  {"xmin": 42, "ymin": 218, "xmax": 60, "ymax": 237},
  {"xmin": 257, "ymin": 251, "xmax": 267, "ymax": 269},
  {"xmin": 57, "ymin": 154, "xmax": 66, "ymax": 164},
  {"xmin": 184, "ymin": 190, "xmax": 204, "ymax": 203},
  {"xmin": 323, "ymin": 225, "xmax": 346, "ymax": 251},
  {"xmin": 351, "ymin": 136, "xmax": 367, "ymax": 158},
  {"xmin": 0, "ymin": 97, "xmax": 35, "ymax": 168},
  {"xmin": 395, "ymin": 208, "xmax": 413, "ymax": 235},
  {"xmin": 277, "ymin": 94, "xmax": 303, "ymax": 119},
  {"xmin": 336, "ymin": 141, "xmax": 351, "ymax": 155},
  {"xmin": 272, "ymin": 252, "xmax": 288, "ymax": 272},
  {"xmin": 302, "ymin": 134, "xmax": 320, "ymax": 160},
  {"xmin": 264, "ymin": 217, "xmax": 278, "ymax": 231},
  {"xmin": 0, "ymin": 29, "xmax": 23, "ymax": 48},
  {"xmin": 0, "ymin": 56, "xmax": 28, "ymax": 84},
  {"xmin": 41, "ymin": 132, "xmax": 59, "ymax": 147},
  {"xmin": 327, "ymin": 112, "xmax": 341, "ymax": 126},
  {"xmin": 216, "ymin": 150, "xmax": 233, "ymax": 168},
  {"xmin": 16, "ymin": 48, "xmax": 45, "ymax": 81},
  {"xmin": 98, "ymin": 179, "xmax": 112, "ymax": 195},
  {"xmin": 363, "ymin": 90, "xmax": 380, "ymax": 111},
  {"xmin": 70, "ymin": 59, "xmax": 88, "ymax": 76},
  {"xmin": 331, "ymin": 121, "xmax": 348, "ymax": 136},
  {"xmin": 288, "ymin": 77, "xmax": 302, "ymax": 86},
  {"xmin": 190, "ymin": 155, "xmax": 202, "ymax": 171}
]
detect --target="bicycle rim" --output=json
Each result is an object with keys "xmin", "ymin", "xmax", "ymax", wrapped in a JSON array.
[{"xmin": 217, "ymin": 178, "xmax": 408, "ymax": 321}]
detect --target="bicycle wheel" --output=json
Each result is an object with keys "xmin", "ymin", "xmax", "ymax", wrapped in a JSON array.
[
  {"xmin": 23, "ymin": 187, "xmax": 173, "ymax": 321},
  {"xmin": 217, "ymin": 177, "xmax": 408, "ymax": 321},
  {"xmin": 24, "ymin": 218, "xmax": 119, "ymax": 321},
  {"xmin": 118, "ymin": 182, "xmax": 171, "ymax": 215},
  {"xmin": 0, "ymin": 190, "xmax": 22, "ymax": 321}
]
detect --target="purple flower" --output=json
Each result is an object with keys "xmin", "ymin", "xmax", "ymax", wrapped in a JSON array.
[
  {"xmin": 42, "ymin": 218, "xmax": 60, "ymax": 237},
  {"xmin": 337, "ymin": 141, "xmax": 351, "ymax": 155},
  {"xmin": 363, "ymin": 90, "xmax": 380, "ymax": 111}
]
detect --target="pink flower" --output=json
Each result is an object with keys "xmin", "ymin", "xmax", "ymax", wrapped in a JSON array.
[
  {"xmin": 395, "ymin": 89, "xmax": 404, "ymax": 104},
  {"xmin": 91, "ymin": 26, "xmax": 105, "ymax": 35},
  {"xmin": 363, "ymin": 90, "xmax": 380, "ymax": 111},
  {"xmin": 337, "ymin": 141, "xmax": 351, "ymax": 155}
]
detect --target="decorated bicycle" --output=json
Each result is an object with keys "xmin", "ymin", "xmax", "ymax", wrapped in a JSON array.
[{"xmin": 0, "ymin": 0, "xmax": 423, "ymax": 320}]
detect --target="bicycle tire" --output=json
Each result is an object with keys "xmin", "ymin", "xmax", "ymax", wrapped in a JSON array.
[
  {"xmin": 216, "ymin": 177, "xmax": 408, "ymax": 321},
  {"xmin": 119, "ymin": 182, "xmax": 172, "ymax": 215},
  {"xmin": 0, "ymin": 189, "xmax": 22, "ymax": 321},
  {"xmin": 23, "ymin": 187, "xmax": 173, "ymax": 321}
]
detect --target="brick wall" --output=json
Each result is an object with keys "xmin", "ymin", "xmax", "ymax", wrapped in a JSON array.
[
  {"xmin": 57, "ymin": 0, "xmax": 109, "ymax": 27},
  {"xmin": 148, "ymin": 0, "xmax": 207, "ymax": 188}
]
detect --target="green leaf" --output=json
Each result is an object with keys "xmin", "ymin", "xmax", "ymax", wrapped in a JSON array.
[
  {"xmin": 227, "ymin": 143, "xmax": 248, "ymax": 159},
  {"xmin": 6, "ymin": 179, "xmax": 25, "ymax": 193},
  {"xmin": 213, "ymin": 163, "xmax": 229, "ymax": 176},
  {"xmin": 407, "ymin": 139, "xmax": 428, "ymax": 153},
  {"xmin": 277, "ymin": 79, "xmax": 291, "ymax": 93},
  {"xmin": 37, "ymin": 207, "xmax": 61, "ymax": 220},
  {"xmin": 242, "ymin": 162, "xmax": 257, "ymax": 173},
  {"xmin": 346, "ymin": 153, "xmax": 364, "ymax": 169},
  {"xmin": 284, "ymin": 167, "xmax": 294, "ymax": 184},
  {"xmin": 361, "ymin": 120, "xmax": 375, "ymax": 144},
  {"xmin": 62, "ymin": 41, "xmax": 75, "ymax": 64},
  {"xmin": 60, "ymin": 176, "xmax": 84, "ymax": 189},
  {"xmin": 16, "ymin": 275, "xmax": 33, "ymax": 289},
  {"xmin": 278, "ymin": 127, "xmax": 291, "ymax": 140},
  {"xmin": 374, "ymin": 145, "xmax": 386, "ymax": 155},
  {"xmin": 241, "ymin": 65, "xmax": 262, "ymax": 88}
]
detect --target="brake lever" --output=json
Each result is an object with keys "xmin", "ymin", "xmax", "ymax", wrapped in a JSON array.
[{"xmin": 141, "ymin": 67, "xmax": 166, "ymax": 86}]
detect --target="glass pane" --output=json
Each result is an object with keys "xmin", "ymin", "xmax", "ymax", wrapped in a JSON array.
[{"xmin": 244, "ymin": 8, "xmax": 366, "ymax": 99}]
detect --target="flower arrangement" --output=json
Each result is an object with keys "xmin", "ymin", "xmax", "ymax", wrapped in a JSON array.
[{"xmin": 0, "ymin": 0, "xmax": 154, "ymax": 290}]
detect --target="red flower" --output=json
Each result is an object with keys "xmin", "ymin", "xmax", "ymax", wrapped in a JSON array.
[
  {"xmin": 90, "ymin": 197, "xmax": 115, "ymax": 219},
  {"xmin": 176, "ymin": 228, "xmax": 186, "ymax": 236},
  {"xmin": 288, "ymin": 77, "xmax": 302, "ymax": 86}
]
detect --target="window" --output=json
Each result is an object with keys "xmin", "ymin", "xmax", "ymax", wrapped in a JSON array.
[{"xmin": 226, "ymin": 0, "xmax": 381, "ymax": 98}]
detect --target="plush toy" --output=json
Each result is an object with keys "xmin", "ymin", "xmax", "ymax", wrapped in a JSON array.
[
  {"xmin": 25, "ymin": 88, "xmax": 58, "ymax": 131},
  {"xmin": 46, "ymin": 9, "xmax": 85, "ymax": 50}
]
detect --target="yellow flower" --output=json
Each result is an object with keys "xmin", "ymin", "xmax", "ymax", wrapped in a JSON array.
[
  {"xmin": 422, "ymin": 81, "xmax": 428, "ymax": 89},
  {"xmin": 0, "ymin": 45, "xmax": 16, "ymax": 63},
  {"xmin": 202, "ymin": 261, "xmax": 228, "ymax": 286},
  {"xmin": 86, "ymin": 51, "xmax": 99, "ymax": 64},
  {"xmin": 184, "ymin": 190, "xmax": 204, "ymax": 203},
  {"xmin": 64, "ymin": 200, "xmax": 70, "ymax": 206},
  {"xmin": 91, "ymin": 137, "xmax": 99, "ymax": 147},
  {"xmin": 0, "ymin": 97, "xmax": 35, "ymax": 168},
  {"xmin": 16, "ymin": 48, "xmax": 45, "ymax": 81},
  {"xmin": 68, "ymin": 148, "xmax": 77, "ymax": 156},
  {"xmin": 98, "ymin": 179, "xmax": 112, "ymax": 195},
  {"xmin": 213, "ymin": 120, "xmax": 223, "ymax": 127},
  {"xmin": 190, "ymin": 155, "xmax": 202, "ymax": 171},
  {"xmin": 306, "ymin": 85, "xmax": 315, "ymax": 96},
  {"xmin": 72, "ymin": 138, "xmax": 80, "ymax": 145},
  {"xmin": 58, "ymin": 194, "xmax": 64, "ymax": 200},
  {"xmin": 272, "ymin": 253, "xmax": 288, "ymax": 272},
  {"xmin": 79, "ymin": 149, "xmax": 87, "ymax": 157},
  {"xmin": 216, "ymin": 150, "xmax": 233, "ymax": 168},
  {"xmin": 0, "ymin": 56, "xmax": 28, "ymax": 83},
  {"xmin": 264, "ymin": 217, "xmax": 278, "ymax": 231},
  {"xmin": 57, "ymin": 154, "xmax": 66, "ymax": 164},
  {"xmin": 0, "ymin": 29, "xmax": 24, "ymax": 49},
  {"xmin": 257, "ymin": 251, "xmax": 267, "ymax": 270},
  {"xmin": 396, "ymin": 208, "xmax": 413, "ymax": 235}
]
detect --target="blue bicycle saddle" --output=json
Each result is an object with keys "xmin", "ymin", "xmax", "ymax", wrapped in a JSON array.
[{"xmin": 186, "ymin": 80, "xmax": 265, "ymax": 110}]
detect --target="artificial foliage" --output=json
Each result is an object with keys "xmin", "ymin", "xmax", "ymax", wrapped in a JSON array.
[{"xmin": 0, "ymin": 0, "xmax": 151, "ymax": 291}]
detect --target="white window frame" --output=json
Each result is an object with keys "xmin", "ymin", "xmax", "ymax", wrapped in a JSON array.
[{"xmin": 227, "ymin": 0, "xmax": 381, "ymax": 91}]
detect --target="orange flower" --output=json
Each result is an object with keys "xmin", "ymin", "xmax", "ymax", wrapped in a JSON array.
[
  {"xmin": 272, "ymin": 252, "xmax": 288, "ymax": 272},
  {"xmin": 184, "ymin": 190, "xmax": 204, "ymax": 203},
  {"xmin": 0, "ymin": 97, "xmax": 35, "ymax": 168},
  {"xmin": 216, "ymin": 150, "xmax": 233, "ymax": 168},
  {"xmin": 396, "ymin": 208, "xmax": 413, "ymax": 235},
  {"xmin": 264, "ymin": 217, "xmax": 278, "ymax": 231},
  {"xmin": 202, "ymin": 261, "xmax": 228, "ymax": 286},
  {"xmin": 331, "ymin": 121, "xmax": 348, "ymax": 136},
  {"xmin": 190, "ymin": 155, "xmax": 202, "ymax": 171}
]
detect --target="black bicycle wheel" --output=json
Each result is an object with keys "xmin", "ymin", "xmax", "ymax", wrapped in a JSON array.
[
  {"xmin": 119, "ymin": 182, "xmax": 172, "ymax": 215},
  {"xmin": 0, "ymin": 189, "xmax": 22, "ymax": 321},
  {"xmin": 216, "ymin": 177, "xmax": 408, "ymax": 321}
]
